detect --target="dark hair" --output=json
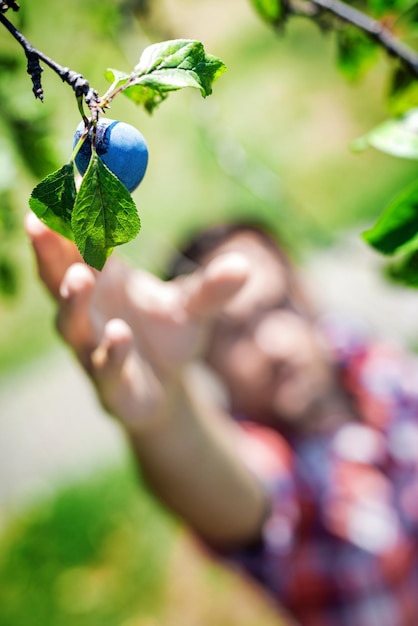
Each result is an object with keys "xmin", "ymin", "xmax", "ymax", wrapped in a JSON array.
[
  {"xmin": 165, "ymin": 219, "xmax": 294, "ymax": 280},
  {"xmin": 165, "ymin": 219, "xmax": 313, "ymax": 316}
]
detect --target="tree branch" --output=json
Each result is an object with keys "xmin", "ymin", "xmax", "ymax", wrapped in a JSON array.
[
  {"xmin": 0, "ymin": 11, "xmax": 100, "ymax": 107},
  {"xmin": 0, "ymin": 1, "xmax": 19, "ymax": 13},
  {"xmin": 290, "ymin": 0, "xmax": 418, "ymax": 76}
]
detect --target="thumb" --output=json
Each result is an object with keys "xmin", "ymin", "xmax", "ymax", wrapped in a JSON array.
[
  {"xmin": 183, "ymin": 252, "xmax": 250, "ymax": 317},
  {"xmin": 90, "ymin": 318, "xmax": 163, "ymax": 432},
  {"xmin": 25, "ymin": 212, "xmax": 83, "ymax": 300}
]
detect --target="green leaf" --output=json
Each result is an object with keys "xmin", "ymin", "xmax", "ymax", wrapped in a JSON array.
[
  {"xmin": 29, "ymin": 163, "xmax": 76, "ymax": 240},
  {"xmin": 249, "ymin": 0, "xmax": 285, "ymax": 24},
  {"xmin": 71, "ymin": 155, "xmax": 141, "ymax": 270},
  {"xmin": 336, "ymin": 25, "xmax": 379, "ymax": 81},
  {"xmin": 103, "ymin": 68, "xmax": 132, "ymax": 92},
  {"xmin": 356, "ymin": 109, "xmax": 418, "ymax": 159},
  {"xmin": 123, "ymin": 69, "xmax": 205, "ymax": 113},
  {"xmin": 0, "ymin": 256, "xmax": 18, "ymax": 297},
  {"xmin": 367, "ymin": 0, "xmax": 393, "ymax": 17},
  {"xmin": 136, "ymin": 40, "xmax": 217, "ymax": 80},
  {"xmin": 121, "ymin": 83, "xmax": 168, "ymax": 113},
  {"xmin": 384, "ymin": 246, "xmax": 418, "ymax": 288},
  {"xmin": 106, "ymin": 40, "xmax": 226, "ymax": 114},
  {"xmin": 127, "ymin": 39, "xmax": 226, "ymax": 113},
  {"xmin": 363, "ymin": 178, "xmax": 418, "ymax": 255},
  {"xmin": 388, "ymin": 64, "xmax": 418, "ymax": 116},
  {"xmin": 135, "ymin": 39, "xmax": 198, "ymax": 74}
]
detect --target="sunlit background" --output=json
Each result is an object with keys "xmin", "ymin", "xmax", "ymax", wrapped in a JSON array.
[{"xmin": 1, "ymin": 1, "xmax": 418, "ymax": 624}]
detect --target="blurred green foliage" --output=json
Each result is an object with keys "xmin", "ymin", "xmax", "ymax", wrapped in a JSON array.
[
  {"xmin": 0, "ymin": 0, "xmax": 416, "ymax": 370},
  {"xmin": 0, "ymin": 461, "xmax": 284, "ymax": 626},
  {"xmin": 248, "ymin": 0, "xmax": 418, "ymax": 284},
  {"xmin": 0, "ymin": 0, "xmax": 416, "ymax": 292},
  {"xmin": 2, "ymin": 2, "xmax": 418, "ymax": 624},
  {"xmin": 0, "ymin": 463, "xmax": 175, "ymax": 626}
]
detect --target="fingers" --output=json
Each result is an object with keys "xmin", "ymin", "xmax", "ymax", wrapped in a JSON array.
[
  {"xmin": 56, "ymin": 263, "xmax": 99, "ymax": 368},
  {"xmin": 58, "ymin": 272, "xmax": 148, "ymax": 427},
  {"xmin": 183, "ymin": 252, "xmax": 250, "ymax": 317},
  {"xmin": 90, "ymin": 319, "xmax": 162, "ymax": 431},
  {"xmin": 91, "ymin": 318, "xmax": 133, "ymax": 375},
  {"xmin": 25, "ymin": 212, "xmax": 83, "ymax": 300}
]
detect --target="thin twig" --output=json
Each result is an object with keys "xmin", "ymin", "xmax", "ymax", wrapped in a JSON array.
[
  {"xmin": 0, "ymin": 1, "xmax": 19, "ymax": 13},
  {"xmin": 0, "ymin": 11, "xmax": 100, "ymax": 106},
  {"xmin": 290, "ymin": 0, "xmax": 418, "ymax": 75}
]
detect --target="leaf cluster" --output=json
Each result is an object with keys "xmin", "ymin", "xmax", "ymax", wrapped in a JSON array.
[
  {"xmin": 105, "ymin": 39, "xmax": 226, "ymax": 113},
  {"xmin": 250, "ymin": 0, "xmax": 418, "ymax": 287},
  {"xmin": 29, "ymin": 39, "xmax": 226, "ymax": 270}
]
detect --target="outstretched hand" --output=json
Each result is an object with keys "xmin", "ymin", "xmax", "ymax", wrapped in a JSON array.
[
  {"xmin": 26, "ymin": 214, "xmax": 271, "ymax": 545},
  {"xmin": 25, "ymin": 214, "xmax": 249, "ymax": 431}
]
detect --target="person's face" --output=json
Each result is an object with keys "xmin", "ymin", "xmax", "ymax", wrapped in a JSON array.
[{"xmin": 202, "ymin": 232, "xmax": 336, "ymax": 429}]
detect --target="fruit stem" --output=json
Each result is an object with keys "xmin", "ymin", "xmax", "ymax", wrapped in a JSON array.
[
  {"xmin": 100, "ymin": 74, "xmax": 137, "ymax": 109},
  {"xmin": 76, "ymin": 95, "xmax": 89, "ymax": 126},
  {"xmin": 70, "ymin": 121, "xmax": 92, "ymax": 162}
]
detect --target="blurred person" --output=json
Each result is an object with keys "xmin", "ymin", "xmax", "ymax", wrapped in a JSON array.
[{"xmin": 25, "ymin": 213, "xmax": 418, "ymax": 626}]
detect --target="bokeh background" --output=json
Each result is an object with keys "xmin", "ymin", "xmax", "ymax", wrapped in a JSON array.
[{"xmin": 1, "ymin": 1, "xmax": 418, "ymax": 624}]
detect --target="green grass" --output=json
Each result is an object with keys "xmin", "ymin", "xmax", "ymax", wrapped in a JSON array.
[
  {"xmin": 0, "ymin": 461, "xmax": 176, "ymax": 626},
  {"xmin": 0, "ymin": 460, "xmax": 284, "ymax": 626}
]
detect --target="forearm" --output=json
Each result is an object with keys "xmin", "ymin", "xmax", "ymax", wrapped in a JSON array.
[
  {"xmin": 127, "ymin": 367, "xmax": 269, "ymax": 548},
  {"xmin": 27, "ymin": 217, "xmax": 266, "ymax": 546}
]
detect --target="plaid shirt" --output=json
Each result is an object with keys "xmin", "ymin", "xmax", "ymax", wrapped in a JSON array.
[{"xmin": 225, "ymin": 316, "xmax": 418, "ymax": 626}]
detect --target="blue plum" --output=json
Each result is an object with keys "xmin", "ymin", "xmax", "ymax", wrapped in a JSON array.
[{"xmin": 73, "ymin": 118, "xmax": 149, "ymax": 192}]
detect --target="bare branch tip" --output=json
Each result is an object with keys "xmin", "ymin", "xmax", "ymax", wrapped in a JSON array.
[{"xmin": 0, "ymin": 1, "xmax": 20, "ymax": 13}]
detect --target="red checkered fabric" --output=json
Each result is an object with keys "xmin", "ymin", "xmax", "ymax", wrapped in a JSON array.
[{"xmin": 222, "ymin": 317, "xmax": 418, "ymax": 626}]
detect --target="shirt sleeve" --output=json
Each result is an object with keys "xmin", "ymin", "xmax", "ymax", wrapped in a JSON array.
[{"xmin": 208, "ymin": 421, "xmax": 300, "ymax": 589}]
